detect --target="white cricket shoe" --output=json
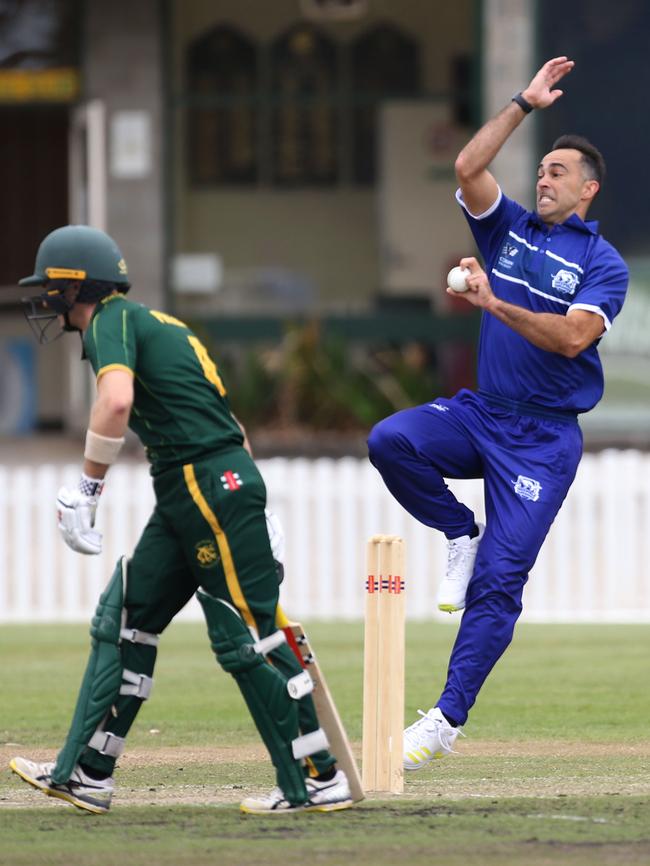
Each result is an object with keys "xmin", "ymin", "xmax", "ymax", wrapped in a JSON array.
[
  {"xmin": 437, "ymin": 523, "xmax": 485, "ymax": 612},
  {"xmin": 403, "ymin": 708, "xmax": 462, "ymax": 770},
  {"xmin": 240, "ymin": 768, "xmax": 353, "ymax": 814},
  {"xmin": 10, "ymin": 756, "xmax": 114, "ymax": 814}
]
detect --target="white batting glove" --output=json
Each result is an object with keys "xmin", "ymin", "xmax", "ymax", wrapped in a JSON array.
[
  {"xmin": 265, "ymin": 508, "xmax": 285, "ymax": 565},
  {"xmin": 56, "ymin": 476, "xmax": 104, "ymax": 555}
]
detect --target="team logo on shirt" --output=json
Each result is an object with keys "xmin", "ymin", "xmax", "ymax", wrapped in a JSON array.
[
  {"xmin": 498, "ymin": 242, "xmax": 519, "ymax": 269},
  {"xmin": 512, "ymin": 475, "xmax": 543, "ymax": 502},
  {"xmin": 195, "ymin": 540, "xmax": 220, "ymax": 568},
  {"xmin": 221, "ymin": 470, "xmax": 243, "ymax": 491},
  {"xmin": 551, "ymin": 269, "xmax": 580, "ymax": 295}
]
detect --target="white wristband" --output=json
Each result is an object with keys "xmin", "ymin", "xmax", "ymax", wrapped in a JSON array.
[{"xmin": 84, "ymin": 430, "xmax": 125, "ymax": 465}]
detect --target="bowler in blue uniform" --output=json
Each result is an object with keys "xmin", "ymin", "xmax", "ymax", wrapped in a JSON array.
[{"xmin": 367, "ymin": 56, "xmax": 628, "ymax": 769}]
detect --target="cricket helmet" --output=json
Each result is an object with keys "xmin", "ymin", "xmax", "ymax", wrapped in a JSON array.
[
  {"xmin": 19, "ymin": 225, "xmax": 131, "ymax": 343},
  {"xmin": 20, "ymin": 225, "xmax": 130, "ymax": 289}
]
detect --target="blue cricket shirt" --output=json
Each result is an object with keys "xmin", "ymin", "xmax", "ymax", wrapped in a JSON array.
[{"xmin": 457, "ymin": 188, "xmax": 629, "ymax": 413}]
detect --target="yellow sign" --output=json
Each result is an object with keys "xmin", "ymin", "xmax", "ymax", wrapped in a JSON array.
[{"xmin": 0, "ymin": 68, "xmax": 79, "ymax": 103}]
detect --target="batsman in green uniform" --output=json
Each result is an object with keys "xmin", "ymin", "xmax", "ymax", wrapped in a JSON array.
[{"xmin": 9, "ymin": 225, "xmax": 353, "ymax": 814}]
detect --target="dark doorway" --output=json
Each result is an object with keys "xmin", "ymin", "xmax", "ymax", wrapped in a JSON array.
[
  {"xmin": 0, "ymin": 106, "xmax": 69, "ymax": 287},
  {"xmin": 538, "ymin": 0, "xmax": 650, "ymax": 255}
]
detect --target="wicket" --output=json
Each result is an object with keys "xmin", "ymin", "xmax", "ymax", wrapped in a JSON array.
[{"xmin": 362, "ymin": 535, "xmax": 406, "ymax": 793}]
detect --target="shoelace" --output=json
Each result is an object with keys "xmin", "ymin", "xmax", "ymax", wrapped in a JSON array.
[{"xmin": 405, "ymin": 709, "xmax": 465, "ymax": 753}]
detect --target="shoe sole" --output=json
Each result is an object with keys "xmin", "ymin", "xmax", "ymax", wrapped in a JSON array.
[
  {"xmin": 46, "ymin": 786, "xmax": 110, "ymax": 814},
  {"xmin": 438, "ymin": 603, "xmax": 464, "ymax": 613},
  {"xmin": 404, "ymin": 761, "xmax": 434, "ymax": 770},
  {"xmin": 9, "ymin": 758, "xmax": 109, "ymax": 815},
  {"xmin": 240, "ymin": 799, "xmax": 354, "ymax": 815}
]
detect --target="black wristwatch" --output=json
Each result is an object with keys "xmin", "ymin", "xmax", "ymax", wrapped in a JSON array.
[{"xmin": 511, "ymin": 91, "xmax": 534, "ymax": 114}]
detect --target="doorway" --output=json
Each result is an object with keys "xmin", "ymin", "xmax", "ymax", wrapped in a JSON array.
[{"xmin": 0, "ymin": 105, "xmax": 69, "ymax": 287}]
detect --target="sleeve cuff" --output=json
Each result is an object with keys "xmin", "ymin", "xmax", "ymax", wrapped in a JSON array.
[
  {"xmin": 97, "ymin": 363, "xmax": 135, "ymax": 379},
  {"xmin": 568, "ymin": 303, "xmax": 612, "ymax": 331},
  {"xmin": 455, "ymin": 186, "xmax": 503, "ymax": 220}
]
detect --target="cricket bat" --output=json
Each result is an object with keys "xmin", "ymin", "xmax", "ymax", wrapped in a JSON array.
[{"xmin": 276, "ymin": 606, "xmax": 365, "ymax": 802}]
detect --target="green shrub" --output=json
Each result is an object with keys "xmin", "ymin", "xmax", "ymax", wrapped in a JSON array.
[{"xmin": 209, "ymin": 321, "xmax": 447, "ymax": 432}]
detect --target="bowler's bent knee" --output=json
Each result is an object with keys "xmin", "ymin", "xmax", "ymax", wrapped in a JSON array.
[{"xmin": 367, "ymin": 415, "xmax": 405, "ymax": 469}]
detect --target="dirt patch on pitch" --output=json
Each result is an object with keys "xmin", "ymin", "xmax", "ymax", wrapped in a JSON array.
[
  {"xmin": 2, "ymin": 741, "xmax": 649, "ymax": 808},
  {"xmin": 4, "ymin": 740, "xmax": 649, "ymax": 765}
]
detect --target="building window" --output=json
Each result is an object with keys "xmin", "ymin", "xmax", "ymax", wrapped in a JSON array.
[
  {"xmin": 271, "ymin": 24, "xmax": 339, "ymax": 186},
  {"xmin": 183, "ymin": 21, "xmax": 420, "ymax": 188},
  {"xmin": 186, "ymin": 25, "xmax": 258, "ymax": 185},
  {"xmin": 350, "ymin": 23, "xmax": 420, "ymax": 184}
]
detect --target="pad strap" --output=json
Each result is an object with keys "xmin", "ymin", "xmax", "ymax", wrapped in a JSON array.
[
  {"xmin": 120, "ymin": 669, "xmax": 153, "ymax": 699},
  {"xmin": 287, "ymin": 670, "xmax": 314, "ymax": 700},
  {"xmin": 120, "ymin": 627, "xmax": 160, "ymax": 647},
  {"xmin": 252, "ymin": 630, "xmax": 286, "ymax": 656},
  {"xmin": 292, "ymin": 728, "xmax": 329, "ymax": 760},
  {"xmin": 88, "ymin": 730, "xmax": 125, "ymax": 758}
]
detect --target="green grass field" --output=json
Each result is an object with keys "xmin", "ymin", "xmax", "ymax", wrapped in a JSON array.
[{"xmin": 1, "ymin": 621, "xmax": 649, "ymax": 866}]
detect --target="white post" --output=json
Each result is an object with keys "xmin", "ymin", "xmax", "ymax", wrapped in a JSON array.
[
  {"xmin": 85, "ymin": 99, "xmax": 107, "ymax": 232},
  {"xmin": 65, "ymin": 100, "xmax": 107, "ymax": 434},
  {"xmin": 482, "ymin": 0, "xmax": 536, "ymax": 208}
]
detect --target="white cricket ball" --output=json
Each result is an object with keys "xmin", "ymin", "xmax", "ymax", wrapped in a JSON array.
[{"xmin": 447, "ymin": 266, "xmax": 471, "ymax": 293}]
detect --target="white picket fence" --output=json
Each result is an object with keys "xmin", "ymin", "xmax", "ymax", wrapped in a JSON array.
[{"xmin": 1, "ymin": 452, "xmax": 649, "ymax": 623}]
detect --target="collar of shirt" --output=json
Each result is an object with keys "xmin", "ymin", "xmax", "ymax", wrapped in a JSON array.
[{"xmin": 528, "ymin": 210, "xmax": 599, "ymax": 236}]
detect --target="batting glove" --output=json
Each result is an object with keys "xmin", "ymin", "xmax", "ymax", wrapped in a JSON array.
[
  {"xmin": 265, "ymin": 508, "xmax": 285, "ymax": 584},
  {"xmin": 57, "ymin": 475, "xmax": 105, "ymax": 555},
  {"xmin": 265, "ymin": 508, "xmax": 285, "ymax": 564}
]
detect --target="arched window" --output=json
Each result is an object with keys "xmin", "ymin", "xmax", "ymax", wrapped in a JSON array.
[
  {"xmin": 270, "ymin": 24, "xmax": 339, "ymax": 185},
  {"xmin": 350, "ymin": 24, "xmax": 420, "ymax": 184},
  {"xmin": 186, "ymin": 25, "xmax": 258, "ymax": 185}
]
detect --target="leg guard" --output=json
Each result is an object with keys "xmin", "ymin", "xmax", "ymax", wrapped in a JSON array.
[
  {"xmin": 51, "ymin": 558, "xmax": 159, "ymax": 784},
  {"xmin": 197, "ymin": 590, "xmax": 314, "ymax": 806},
  {"xmin": 269, "ymin": 641, "xmax": 336, "ymax": 777}
]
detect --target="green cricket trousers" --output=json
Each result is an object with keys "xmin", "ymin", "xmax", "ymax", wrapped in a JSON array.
[{"xmin": 78, "ymin": 447, "xmax": 334, "ymax": 777}]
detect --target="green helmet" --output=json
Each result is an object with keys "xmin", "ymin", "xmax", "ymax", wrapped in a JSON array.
[
  {"xmin": 19, "ymin": 225, "xmax": 130, "ymax": 288},
  {"xmin": 19, "ymin": 225, "xmax": 130, "ymax": 344}
]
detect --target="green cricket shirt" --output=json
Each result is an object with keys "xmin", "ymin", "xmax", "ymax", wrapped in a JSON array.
[{"xmin": 83, "ymin": 294, "xmax": 243, "ymax": 473}]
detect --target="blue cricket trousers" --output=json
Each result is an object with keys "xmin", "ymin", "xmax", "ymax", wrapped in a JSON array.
[{"xmin": 367, "ymin": 389, "xmax": 583, "ymax": 725}]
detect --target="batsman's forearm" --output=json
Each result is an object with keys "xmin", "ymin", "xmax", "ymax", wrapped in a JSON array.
[
  {"xmin": 485, "ymin": 296, "xmax": 577, "ymax": 356},
  {"xmin": 83, "ymin": 399, "xmax": 130, "ymax": 478},
  {"xmin": 455, "ymin": 102, "xmax": 527, "ymax": 179}
]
